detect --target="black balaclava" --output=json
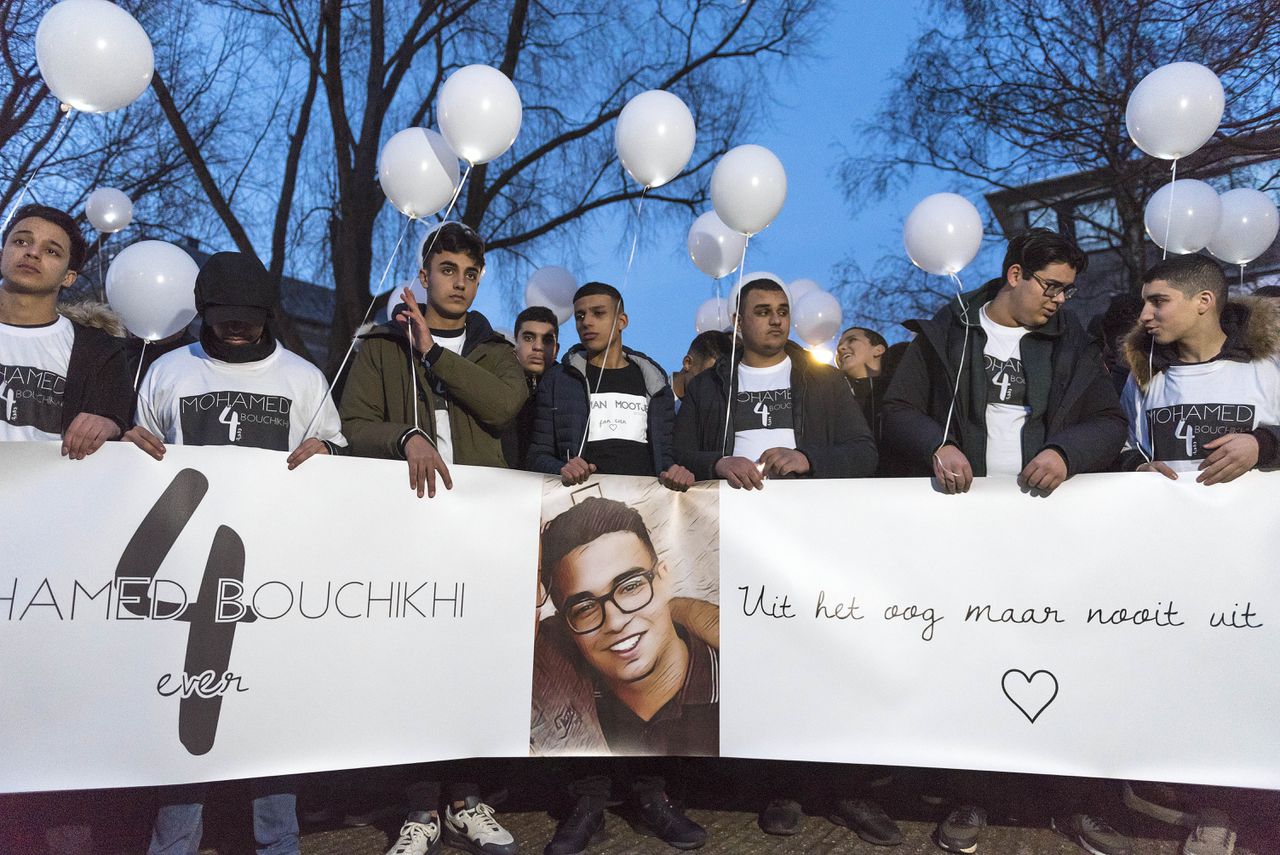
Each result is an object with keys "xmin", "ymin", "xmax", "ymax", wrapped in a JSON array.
[{"xmin": 195, "ymin": 251, "xmax": 278, "ymax": 363}]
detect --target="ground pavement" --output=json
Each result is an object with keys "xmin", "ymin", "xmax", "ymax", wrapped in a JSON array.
[{"xmin": 5, "ymin": 762, "xmax": 1278, "ymax": 854}]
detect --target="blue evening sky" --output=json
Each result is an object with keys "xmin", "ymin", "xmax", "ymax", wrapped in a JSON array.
[{"xmin": 466, "ymin": 0, "xmax": 944, "ymax": 373}]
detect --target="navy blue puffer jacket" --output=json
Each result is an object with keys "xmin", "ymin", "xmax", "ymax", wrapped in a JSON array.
[{"xmin": 525, "ymin": 345, "xmax": 676, "ymax": 476}]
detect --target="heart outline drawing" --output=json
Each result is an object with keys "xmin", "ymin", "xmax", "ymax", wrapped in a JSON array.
[{"xmin": 1001, "ymin": 669, "xmax": 1058, "ymax": 724}]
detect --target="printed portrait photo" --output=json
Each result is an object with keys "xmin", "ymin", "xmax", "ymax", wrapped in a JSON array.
[{"xmin": 530, "ymin": 476, "xmax": 719, "ymax": 757}]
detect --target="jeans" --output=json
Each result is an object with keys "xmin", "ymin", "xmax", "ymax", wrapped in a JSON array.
[{"xmin": 148, "ymin": 778, "xmax": 299, "ymax": 855}]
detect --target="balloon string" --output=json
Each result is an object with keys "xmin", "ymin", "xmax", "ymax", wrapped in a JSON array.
[
  {"xmin": 719, "ymin": 236, "xmax": 752, "ymax": 456},
  {"xmin": 0, "ymin": 110, "xmax": 76, "ymax": 235},
  {"xmin": 1240, "ymin": 263, "xmax": 1246, "ymax": 291},
  {"xmin": 132, "ymin": 340, "xmax": 148, "ymax": 394},
  {"xmin": 300, "ymin": 214, "xmax": 414, "ymax": 442},
  {"xmin": 621, "ymin": 187, "xmax": 648, "ymax": 292},
  {"xmin": 573, "ymin": 186, "xmax": 650, "ymax": 460},
  {"xmin": 417, "ymin": 163, "xmax": 473, "ymax": 283},
  {"xmin": 407, "ymin": 320, "xmax": 421, "ymax": 434},
  {"xmin": 934, "ymin": 272, "xmax": 970, "ymax": 470},
  {"xmin": 97, "ymin": 235, "xmax": 104, "ymax": 299},
  {"xmin": 1161, "ymin": 158, "xmax": 1177, "ymax": 261}
]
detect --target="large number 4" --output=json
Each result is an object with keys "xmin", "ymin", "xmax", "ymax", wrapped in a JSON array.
[
  {"xmin": 753, "ymin": 400, "xmax": 771, "ymax": 428},
  {"xmin": 219, "ymin": 406, "xmax": 241, "ymax": 443},
  {"xmin": 1174, "ymin": 419, "xmax": 1195, "ymax": 458},
  {"xmin": 0, "ymin": 381, "xmax": 15, "ymax": 422}
]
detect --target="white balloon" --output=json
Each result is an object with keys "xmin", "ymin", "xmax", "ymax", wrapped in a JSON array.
[
  {"xmin": 525, "ymin": 266, "xmax": 578, "ymax": 325},
  {"xmin": 794, "ymin": 290, "xmax": 843, "ymax": 347},
  {"xmin": 687, "ymin": 211, "xmax": 747, "ymax": 280},
  {"xmin": 85, "ymin": 187, "xmax": 132, "ymax": 233},
  {"xmin": 903, "ymin": 193, "xmax": 984, "ymax": 276},
  {"xmin": 695, "ymin": 297, "xmax": 731, "ymax": 333},
  {"xmin": 710, "ymin": 144, "xmax": 787, "ymax": 236},
  {"xmin": 788, "ymin": 278, "xmax": 821, "ymax": 304},
  {"xmin": 378, "ymin": 128, "xmax": 461, "ymax": 219},
  {"xmin": 615, "ymin": 90, "xmax": 696, "ymax": 189},
  {"xmin": 35, "ymin": 0, "xmax": 154, "ymax": 114},
  {"xmin": 105, "ymin": 241, "xmax": 198, "ymax": 341},
  {"xmin": 1126, "ymin": 62, "xmax": 1225, "ymax": 161},
  {"xmin": 729, "ymin": 271, "xmax": 787, "ymax": 313},
  {"xmin": 1144, "ymin": 179, "xmax": 1222, "ymax": 255},
  {"xmin": 437, "ymin": 65, "xmax": 523, "ymax": 165},
  {"xmin": 1208, "ymin": 188, "xmax": 1280, "ymax": 266}
]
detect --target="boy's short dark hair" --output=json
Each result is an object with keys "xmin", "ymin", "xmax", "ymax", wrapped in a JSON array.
[
  {"xmin": 839, "ymin": 326, "xmax": 887, "ymax": 350},
  {"xmin": 423, "ymin": 221, "xmax": 485, "ymax": 269},
  {"xmin": 1143, "ymin": 254, "xmax": 1228, "ymax": 314},
  {"xmin": 738, "ymin": 278, "xmax": 786, "ymax": 310},
  {"xmin": 687, "ymin": 330, "xmax": 732, "ymax": 363},
  {"xmin": 539, "ymin": 497, "xmax": 657, "ymax": 596},
  {"xmin": 573, "ymin": 281, "xmax": 624, "ymax": 313},
  {"xmin": 1001, "ymin": 227, "xmax": 1088, "ymax": 280},
  {"xmin": 515, "ymin": 305, "xmax": 559, "ymax": 338},
  {"xmin": 2, "ymin": 204, "xmax": 88, "ymax": 272}
]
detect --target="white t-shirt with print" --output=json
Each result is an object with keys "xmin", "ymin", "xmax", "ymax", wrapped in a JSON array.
[
  {"xmin": 1122, "ymin": 356, "xmax": 1280, "ymax": 474},
  {"xmin": 732, "ymin": 357, "xmax": 796, "ymax": 463},
  {"xmin": 427, "ymin": 330, "xmax": 466, "ymax": 464},
  {"xmin": 0, "ymin": 316, "xmax": 74, "ymax": 442},
  {"xmin": 136, "ymin": 342, "xmax": 345, "ymax": 451},
  {"xmin": 978, "ymin": 305, "xmax": 1031, "ymax": 476}
]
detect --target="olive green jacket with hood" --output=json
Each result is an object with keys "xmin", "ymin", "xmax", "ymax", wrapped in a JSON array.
[{"xmin": 339, "ymin": 310, "xmax": 527, "ymax": 468}]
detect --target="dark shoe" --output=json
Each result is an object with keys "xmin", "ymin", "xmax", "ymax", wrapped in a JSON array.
[
  {"xmin": 832, "ymin": 798, "xmax": 903, "ymax": 846},
  {"xmin": 758, "ymin": 799, "xmax": 804, "ymax": 836},
  {"xmin": 1122, "ymin": 781, "xmax": 1197, "ymax": 828},
  {"xmin": 545, "ymin": 798, "xmax": 605, "ymax": 855},
  {"xmin": 631, "ymin": 792, "xmax": 706, "ymax": 850},
  {"xmin": 934, "ymin": 805, "xmax": 986, "ymax": 854},
  {"xmin": 1052, "ymin": 813, "xmax": 1134, "ymax": 855}
]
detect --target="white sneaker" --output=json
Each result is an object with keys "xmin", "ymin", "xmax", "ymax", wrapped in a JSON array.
[
  {"xmin": 386, "ymin": 811, "xmax": 441, "ymax": 855},
  {"xmin": 1183, "ymin": 809, "xmax": 1236, "ymax": 855},
  {"xmin": 444, "ymin": 796, "xmax": 519, "ymax": 855}
]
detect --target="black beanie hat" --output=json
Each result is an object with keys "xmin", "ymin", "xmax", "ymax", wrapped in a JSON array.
[{"xmin": 195, "ymin": 251, "xmax": 274, "ymax": 325}]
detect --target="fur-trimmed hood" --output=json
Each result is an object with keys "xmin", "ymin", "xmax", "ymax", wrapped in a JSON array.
[
  {"xmin": 58, "ymin": 300, "xmax": 127, "ymax": 338},
  {"xmin": 1123, "ymin": 296, "xmax": 1280, "ymax": 390},
  {"xmin": 1121, "ymin": 294, "xmax": 1280, "ymax": 386}
]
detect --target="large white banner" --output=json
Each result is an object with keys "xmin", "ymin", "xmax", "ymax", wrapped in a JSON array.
[
  {"xmin": 2, "ymin": 442, "xmax": 1278, "ymax": 792},
  {"xmin": 720, "ymin": 475, "xmax": 1280, "ymax": 790},
  {"xmin": 0, "ymin": 442, "xmax": 541, "ymax": 792}
]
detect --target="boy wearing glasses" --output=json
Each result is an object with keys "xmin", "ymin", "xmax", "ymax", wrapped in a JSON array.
[
  {"xmin": 882, "ymin": 227, "xmax": 1125, "ymax": 498},
  {"xmin": 881, "ymin": 228, "xmax": 1129, "ymax": 853},
  {"xmin": 536, "ymin": 497, "xmax": 716, "ymax": 853}
]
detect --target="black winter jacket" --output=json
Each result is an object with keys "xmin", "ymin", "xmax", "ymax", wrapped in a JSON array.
[
  {"xmin": 672, "ymin": 341, "xmax": 877, "ymax": 480},
  {"xmin": 526, "ymin": 345, "xmax": 676, "ymax": 476},
  {"xmin": 59, "ymin": 303, "xmax": 132, "ymax": 434},
  {"xmin": 881, "ymin": 279, "xmax": 1126, "ymax": 477}
]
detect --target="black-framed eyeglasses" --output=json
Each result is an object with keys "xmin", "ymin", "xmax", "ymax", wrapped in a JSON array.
[
  {"xmin": 559, "ymin": 569, "xmax": 656, "ymax": 635},
  {"xmin": 1029, "ymin": 271, "xmax": 1077, "ymax": 300}
]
